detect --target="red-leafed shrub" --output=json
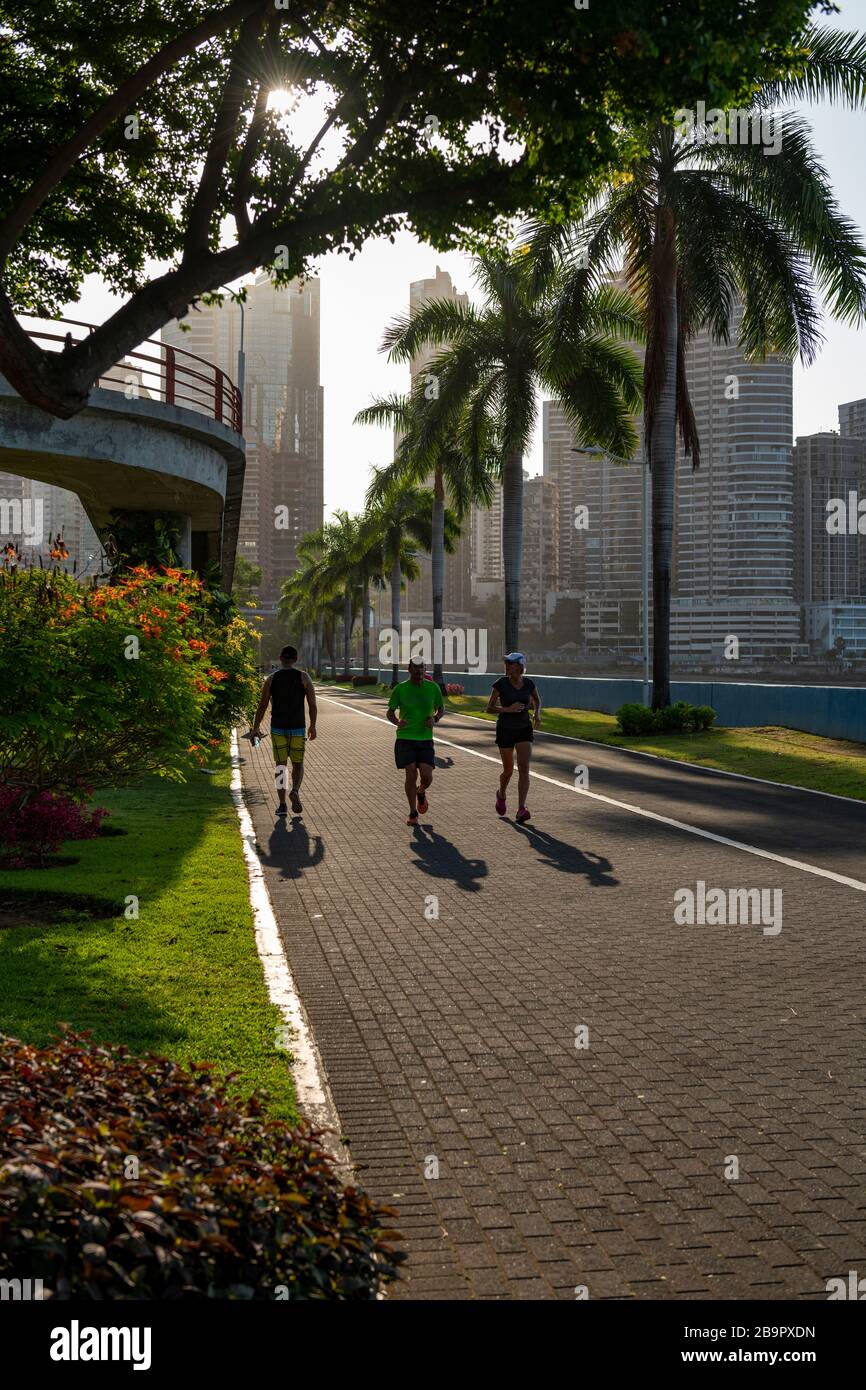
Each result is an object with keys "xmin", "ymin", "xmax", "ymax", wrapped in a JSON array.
[
  {"xmin": 0, "ymin": 1032, "xmax": 404, "ymax": 1300},
  {"xmin": 0, "ymin": 789, "xmax": 107, "ymax": 867},
  {"xmin": 350, "ymin": 674, "xmax": 377, "ymax": 686},
  {"xmin": 445, "ymin": 683, "xmax": 465, "ymax": 696}
]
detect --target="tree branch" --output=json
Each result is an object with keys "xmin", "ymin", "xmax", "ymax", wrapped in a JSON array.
[
  {"xmin": 0, "ymin": 158, "xmax": 527, "ymax": 417},
  {"xmin": 0, "ymin": 0, "xmax": 274, "ymax": 266},
  {"xmin": 183, "ymin": 9, "xmax": 269, "ymax": 261}
]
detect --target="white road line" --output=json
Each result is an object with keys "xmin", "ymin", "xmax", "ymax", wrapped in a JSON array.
[
  {"xmin": 502, "ymin": 723, "xmax": 866, "ymax": 807},
  {"xmin": 318, "ymin": 696, "xmax": 866, "ymax": 894},
  {"xmin": 317, "ymin": 689, "xmax": 866, "ymax": 807},
  {"xmin": 230, "ymin": 730, "xmax": 350, "ymax": 1171}
]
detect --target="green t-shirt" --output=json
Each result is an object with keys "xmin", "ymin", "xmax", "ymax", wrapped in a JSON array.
[{"xmin": 388, "ymin": 678, "xmax": 441, "ymax": 740}]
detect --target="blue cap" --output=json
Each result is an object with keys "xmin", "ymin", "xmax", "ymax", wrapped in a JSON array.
[{"xmin": 503, "ymin": 651, "xmax": 525, "ymax": 665}]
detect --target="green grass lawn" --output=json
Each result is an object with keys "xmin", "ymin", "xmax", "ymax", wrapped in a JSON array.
[
  {"xmin": 0, "ymin": 759, "xmax": 298, "ymax": 1119},
  {"xmin": 445, "ymin": 696, "xmax": 866, "ymax": 801}
]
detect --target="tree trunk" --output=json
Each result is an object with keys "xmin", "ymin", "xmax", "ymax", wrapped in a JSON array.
[
  {"xmin": 648, "ymin": 204, "xmax": 678, "ymax": 711},
  {"xmin": 361, "ymin": 574, "xmax": 370, "ymax": 676},
  {"xmin": 390, "ymin": 555, "xmax": 402, "ymax": 687},
  {"xmin": 328, "ymin": 621, "xmax": 337, "ymax": 680},
  {"xmin": 341, "ymin": 590, "xmax": 352, "ymax": 681},
  {"xmin": 431, "ymin": 466, "xmax": 445, "ymax": 687},
  {"xmin": 315, "ymin": 611, "xmax": 324, "ymax": 677},
  {"xmin": 501, "ymin": 450, "xmax": 524, "ymax": 653}
]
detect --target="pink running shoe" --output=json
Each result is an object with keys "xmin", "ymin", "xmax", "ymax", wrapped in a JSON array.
[
  {"xmin": 515, "ymin": 806, "xmax": 531, "ymax": 824},
  {"xmin": 495, "ymin": 790, "xmax": 507, "ymax": 816}
]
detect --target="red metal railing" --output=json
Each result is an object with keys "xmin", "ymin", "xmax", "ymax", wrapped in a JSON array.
[{"xmin": 19, "ymin": 316, "xmax": 242, "ymax": 433}]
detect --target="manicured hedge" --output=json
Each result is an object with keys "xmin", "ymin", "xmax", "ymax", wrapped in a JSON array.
[
  {"xmin": 616, "ymin": 701, "xmax": 716, "ymax": 735},
  {"xmin": 0, "ymin": 1032, "xmax": 404, "ymax": 1299}
]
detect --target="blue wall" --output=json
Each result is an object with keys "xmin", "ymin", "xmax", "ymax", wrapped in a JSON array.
[{"xmin": 375, "ymin": 670, "xmax": 866, "ymax": 743}]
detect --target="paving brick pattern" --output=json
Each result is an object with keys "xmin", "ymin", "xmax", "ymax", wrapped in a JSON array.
[{"xmin": 240, "ymin": 693, "xmax": 866, "ymax": 1300}]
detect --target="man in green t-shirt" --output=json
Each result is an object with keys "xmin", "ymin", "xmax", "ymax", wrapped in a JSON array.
[{"xmin": 386, "ymin": 659, "xmax": 444, "ymax": 825}]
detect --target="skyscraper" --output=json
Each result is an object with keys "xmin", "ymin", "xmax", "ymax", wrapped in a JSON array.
[
  {"xmin": 522, "ymin": 473, "xmax": 560, "ymax": 634},
  {"xmin": 671, "ymin": 307, "xmax": 799, "ymax": 659},
  {"xmin": 542, "ymin": 405, "xmax": 645, "ymax": 650},
  {"xmin": 839, "ymin": 397, "xmax": 866, "ymax": 441},
  {"xmin": 470, "ymin": 480, "xmax": 503, "ymax": 593},
  {"xmin": 793, "ymin": 432, "xmax": 866, "ymax": 602},
  {"xmin": 543, "ymin": 300, "xmax": 800, "ymax": 662},
  {"xmin": 161, "ymin": 274, "xmax": 323, "ymax": 603}
]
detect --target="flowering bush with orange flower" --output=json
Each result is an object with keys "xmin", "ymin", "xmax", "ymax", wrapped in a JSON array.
[{"xmin": 0, "ymin": 567, "xmax": 258, "ymax": 807}]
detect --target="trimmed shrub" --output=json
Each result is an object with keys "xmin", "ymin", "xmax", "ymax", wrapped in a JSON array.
[
  {"xmin": 0, "ymin": 1032, "xmax": 404, "ymax": 1300},
  {"xmin": 615, "ymin": 700, "xmax": 717, "ymax": 736},
  {"xmin": 655, "ymin": 700, "xmax": 695, "ymax": 733},
  {"xmin": 351, "ymin": 674, "xmax": 377, "ymax": 686},
  {"xmin": 693, "ymin": 704, "xmax": 717, "ymax": 731},
  {"xmin": 445, "ymin": 683, "xmax": 465, "ymax": 696},
  {"xmin": 0, "ymin": 789, "xmax": 107, "ymax": 868},
  {"xmin": 616, "ymin": 702, "xmax": 657, "ymax": 735}
]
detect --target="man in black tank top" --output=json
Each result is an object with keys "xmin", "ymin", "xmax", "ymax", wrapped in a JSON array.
[{"xmin": 249, "ymin": 645, "xmax": 318, "ymax": 817}]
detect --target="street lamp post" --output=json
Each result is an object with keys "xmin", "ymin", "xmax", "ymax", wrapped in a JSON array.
[{"xmin": 220, "ymin": 285, "xmax": 246, "ymax": 430}]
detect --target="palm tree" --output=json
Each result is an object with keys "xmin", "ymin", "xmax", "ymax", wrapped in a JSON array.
[
  {"xmin": 278, "ymin": 568, "xmax": 334, "ymax": 674},
  {"xmin": 295, "ymin": 511, "xmax": 366, "ymax": 679},
  {"xmin": 377, "ymin": 254, "xmax": 644, "ymax": 652},
  {"xmin": 364, "ymin": 470, "xmax": 459, "ymax": 685},
  {"xmin": 355, "ymin": 392, "xmax": 494, "ymax": 684},
  {"xmin": 350, "ymin": 509, "xmax": 389, "ymax": 679},
  {"xmin": 521, "ymin": 26, "xmax": 866, "ymax": 707}
]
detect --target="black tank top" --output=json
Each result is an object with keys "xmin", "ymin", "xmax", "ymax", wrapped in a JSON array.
[{"xmin": 270, "ymin": 667, "xmax": 305, "ymax": 728}]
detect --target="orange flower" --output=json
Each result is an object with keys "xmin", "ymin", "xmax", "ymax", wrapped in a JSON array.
[
  {"xmin": 205, "ymin": 667, "xmax": 229, "ymax": 681},
  {"xmin": 188, "ymin": 639, "xmax": 209, "ymax": 652},
  {"xmin": 208, "ymin": 737, "xmax": 220, "ymax": 747}
]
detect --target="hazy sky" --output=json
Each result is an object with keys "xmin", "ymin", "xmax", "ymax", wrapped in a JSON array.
[{"xmin": 66, "ymin": 0, "xmax": 866, "ymax": 520}]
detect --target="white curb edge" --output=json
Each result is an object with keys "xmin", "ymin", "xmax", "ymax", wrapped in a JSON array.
[{"xmin": 229, "ymin": 730, "xmax": 351, "ymax": 1179}]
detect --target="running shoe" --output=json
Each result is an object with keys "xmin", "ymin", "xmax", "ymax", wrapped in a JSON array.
[
  {"xmin": 495, "ymin": 790, "xmax": 507, "ymax": 816},
  {"xmin": 406, "ymin": 810, "xmax": 419, "ymax": 826},
  {"xmin": 290, "ymin": 789, "xmax": 302, "ymax": 814},
  {"xmin": 416, "ymin": 787, "xmax": 429, "ymax": 814},
  {"xmin": 276, "ymin": 804, "xmax": 288, "ymax": 818},
  {"xmin": 515, "ymin": 806, "xmax": 531, "ymax": 824}
]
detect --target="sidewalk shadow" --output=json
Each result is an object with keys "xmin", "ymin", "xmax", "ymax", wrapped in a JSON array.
[
  {"xmin": 409, "ymin": 824, "xmax": 488, "ymax": 893},
  {"xmin": 434, "ymin": 754, "xmax": 454, "ymax": 769},
  {"xmin": 511, "ymin": 822, "xmax": 618, "ymax": 887},
  {"xmin": 257, "ymin": 817, "xmax": 325, "ymax": 881}
]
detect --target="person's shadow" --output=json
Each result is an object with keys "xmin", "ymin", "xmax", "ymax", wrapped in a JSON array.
[
  {"xmin": 409, "ymin": 824, "xmax": 488, "ymax": 893},
  {"xmin": 511, "ymin": 822, "xmax": 618, "ymax": 886},
  {"xmin": 434, "ymin": 754, "xmax": 455, "ymax": 769},
  {"xmin": 257, "ymin": 816, "xmax": 325, "ymax": 881}
]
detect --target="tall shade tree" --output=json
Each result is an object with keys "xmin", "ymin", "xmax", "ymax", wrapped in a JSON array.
[
  {"xmin": 381, "ymin": 254, "xmax": 644, "ymax": 650},
  {"xmin": 0, "ymin": 1, "xmax": 817, "ymax": 417},
  {"xmin": 356, "ymin": 394, "xmax": 490, "ymax": 684},
  {"xmin": 521, "ymin": 22, "xmax": 866, "ymax": 706},
  {"xmin": 362, "ymin": 472, "xmax": 454, "ymax": 687}
]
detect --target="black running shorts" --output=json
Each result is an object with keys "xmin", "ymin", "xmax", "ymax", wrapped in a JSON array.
[
  {"xmin": 495, "ymin": 725, "xmax": 534, "ymax": 749},
  {"xmin": 394, "ymin": 739, "xmax": 435, "ymax": 769}
]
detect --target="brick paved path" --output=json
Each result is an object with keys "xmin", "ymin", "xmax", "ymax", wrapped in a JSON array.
[{"xmin": 240, "ymin": 691, "xmax": 866, "ymax": 1301}]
